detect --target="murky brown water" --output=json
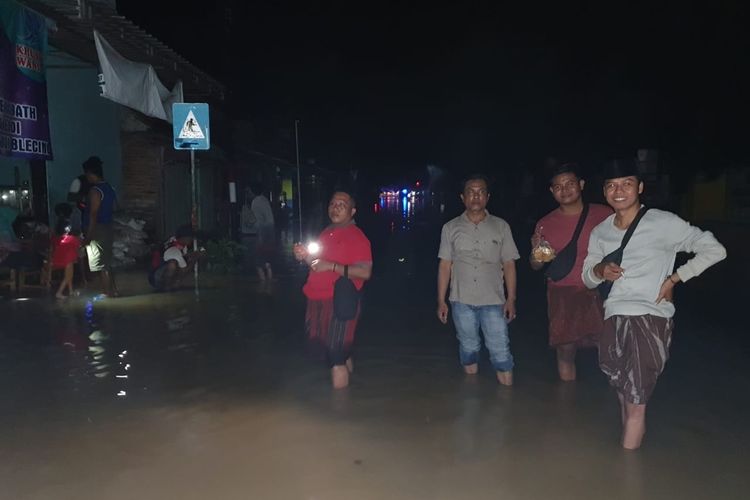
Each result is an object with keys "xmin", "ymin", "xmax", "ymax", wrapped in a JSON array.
[{"xmin": 1, "ymin": 220, "xmax": 748, "ymax": 499}]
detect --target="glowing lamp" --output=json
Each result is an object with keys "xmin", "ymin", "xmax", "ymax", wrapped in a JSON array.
[{"xmin": 307, "ymin": 242, "xmax": 321, "ymax": 255}]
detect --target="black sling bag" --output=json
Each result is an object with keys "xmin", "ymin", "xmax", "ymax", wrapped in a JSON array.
[
  {"xmin": 597, "ymin": 206, "xmax": 649, "ymax": 300},
  {"xmin": 333, "ymin": 265, "xmax": 360, "ymax": 321}
]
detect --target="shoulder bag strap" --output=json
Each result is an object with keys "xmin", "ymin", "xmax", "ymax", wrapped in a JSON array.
[
  {"xmin": 619, "ymin": 206, "xmax": 649, "ymax": 251},
  {"xmin": 568, "ymin": 203, "xmax": 590, "ymax": 246}
]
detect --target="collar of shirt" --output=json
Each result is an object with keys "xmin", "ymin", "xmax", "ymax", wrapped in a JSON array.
[{"xmin": 462, "ymin": 210, "xmax": 490, "ymax": 225}]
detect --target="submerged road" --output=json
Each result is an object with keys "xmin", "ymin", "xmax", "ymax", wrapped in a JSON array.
[{"xmin": 1, "ymin": 209, "xmax": 747, "ymax": 500}]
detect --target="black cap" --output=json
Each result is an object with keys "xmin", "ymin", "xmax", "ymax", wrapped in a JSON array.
[
  {"xmin": 82, "ymin": 156, "xmax": 103, "ymax": 169},
  {"xmin": 602, "ymin": 158, "xmax": 639, "ymax": 181}
]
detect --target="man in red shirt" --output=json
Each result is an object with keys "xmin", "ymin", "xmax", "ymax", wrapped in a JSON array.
[
  {"xmin": 531, "ymin": 163, "xmax": 612, "ymax": 381},
  {"xmin": 294, "ymin": 190, "xmax": 373, "ymax": 389}
]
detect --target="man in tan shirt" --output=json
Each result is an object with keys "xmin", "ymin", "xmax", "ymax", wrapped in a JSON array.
[{"xmin": 437, "ymin": 174, "xmax": 520, "ymax": 385}]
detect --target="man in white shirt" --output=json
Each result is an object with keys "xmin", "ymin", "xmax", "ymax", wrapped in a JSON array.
[
  {"xmin": 582, "ymin": 159, "xmax": 726, "ymax": 449},
  {"xmin": 67, "ymin": 159, "xmax": 91, "ymax": 235},
  {"xmin": 248, "ymin": 182, "xmax": 275, "ymax": 283}
]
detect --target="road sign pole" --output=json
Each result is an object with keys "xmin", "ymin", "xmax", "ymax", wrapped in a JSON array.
[
  {"xmin": 172, "ymin": 102, "xmax": 210, "ymax": 301},
  {"xmin": 191, "ymin": 149, "xmax": 199, "ymax": 299}
]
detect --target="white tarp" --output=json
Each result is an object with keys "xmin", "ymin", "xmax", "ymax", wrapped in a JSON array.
[{"xmin": 93, "ymin": 30, "xmax": 183, "ymax": 123}]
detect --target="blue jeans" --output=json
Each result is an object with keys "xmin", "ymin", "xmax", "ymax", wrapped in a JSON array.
[{"xmin": 451, "ymin": 302, "xmax": 514, "ymax": 372}]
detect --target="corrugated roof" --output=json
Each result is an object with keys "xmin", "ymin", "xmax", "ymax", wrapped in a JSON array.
[{"xmin": 22, "ymin": 0, "xmax": 225, "ymax": 103}]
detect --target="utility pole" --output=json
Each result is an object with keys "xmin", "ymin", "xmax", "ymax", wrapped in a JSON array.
[{"xmin": 295, "ymin": 120, "xmax": 302, "ymax": 239}]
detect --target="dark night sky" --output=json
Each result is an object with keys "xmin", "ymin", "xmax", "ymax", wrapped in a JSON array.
[{"xmin": 118, "ymin": 1, "xmax": 750, "ymax": 177}]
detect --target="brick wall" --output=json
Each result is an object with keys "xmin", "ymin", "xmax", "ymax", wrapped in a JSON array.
[{"xmin": 120, "ymin": 131, "xmax": 164, "ymax": 237}]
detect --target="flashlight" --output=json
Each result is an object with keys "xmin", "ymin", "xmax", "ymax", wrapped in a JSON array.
[{"xmin": 307, "ymin": 242, "xmax": 320, "ymax": 255}]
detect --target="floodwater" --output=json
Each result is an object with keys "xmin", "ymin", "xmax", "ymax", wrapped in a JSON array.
[{"xmin": 1, "ymin": 203, "xmax": 748, "ymax": 500}]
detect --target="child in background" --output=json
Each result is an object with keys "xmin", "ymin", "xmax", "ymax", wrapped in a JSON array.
[{"xmin": 52, "ymin": 203, "xmax": 81, "ymax": 299}]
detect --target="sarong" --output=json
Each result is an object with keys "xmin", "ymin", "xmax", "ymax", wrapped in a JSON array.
[
  {"xmin": 599, "ymin": 314, "xmax": 673, "ymax": 404},
  {"xmin": 305, "ymin": 299, "xmax": 360, "ymax": 367},
  {"xmin": 547, "ymin": 286, "xmax": 604, "ymax": 347}
]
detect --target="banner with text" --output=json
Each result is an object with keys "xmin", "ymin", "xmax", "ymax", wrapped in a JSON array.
[{"xmin": 0, "ymin": 1, "xmax": 53, "ymax": 160}]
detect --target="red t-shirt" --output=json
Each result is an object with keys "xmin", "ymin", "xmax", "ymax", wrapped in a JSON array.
[
  {"xmin": 302, "ymin": 223, "xmax": 372, "ymax": 300},
  {"xmin": 535, "ymin": 203, "xmax": 612, "ymax": 288}
]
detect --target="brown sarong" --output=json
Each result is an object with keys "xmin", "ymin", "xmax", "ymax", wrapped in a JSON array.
[
  {"xmin": 547, "ymin": 286, "xmax": 604, "ymax": 348},
  {"xmin": 599, "ymin": 314, "xmax": 673, "ymax": 405}
]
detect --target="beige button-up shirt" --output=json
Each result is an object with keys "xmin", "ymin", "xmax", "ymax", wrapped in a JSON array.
[{"xmin": 438, "ymin": 211, "xmax": 520, "ymax": 306}]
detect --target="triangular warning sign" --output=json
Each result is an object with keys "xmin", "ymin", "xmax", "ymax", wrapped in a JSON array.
[{"xmin": 179, "ymin": 110, "xmax": 205, "ymax": 139}]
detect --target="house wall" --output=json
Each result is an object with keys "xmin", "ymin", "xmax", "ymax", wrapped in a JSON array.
[
  {"xmin": 44, "ymin": 49, "xmax": 122, "ymax": 222},
  {"xmin": 0, "ymin": 156, "xmax": 30, "ymax": 186},
  {"xmin": 120, "ymin": 127, "xmax": 163, "ymax": 234},
  {"xmin": 121, "ymin": 129, "xmax": 226, "ymax": 241}
]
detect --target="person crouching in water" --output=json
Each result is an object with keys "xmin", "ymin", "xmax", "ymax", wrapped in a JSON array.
[{"xmin": 150, "ymin": 225, "xmax": 203, "ymax": 292}]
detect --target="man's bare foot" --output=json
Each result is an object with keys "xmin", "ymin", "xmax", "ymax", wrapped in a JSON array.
[
  {"xmin": 55, "ymin": 293, "xmax": 67, "ymax": 300},
  {"xmin": 496, "ymin": 370, "xmax": 513, "ymax": 386},
  {"xmin": 463, "ymin": 363, "xmax": 478, "ymax": 375},
  {"xmin": 331, "ymin": 365, "xmax": 349, "ymax": 389}
]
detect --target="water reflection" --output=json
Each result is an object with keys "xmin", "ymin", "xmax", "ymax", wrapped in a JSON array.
[
  {"xmin": 0, "ymin": 293, "xmax": 221, "ymax": 404},
  {"xmin": 84, "ymin": 299, "xmax": 129, "ymax": 398},
  {"xmin": 371, "ymin": 189, "xmax": 442, "ymax": 289},
  {"xmin": 0, "ymin": 242, "xmax": 747, "ymax": 499},
  {"xmin": 378, "ymin": 189, "xmax": 424, "ymax": 228}
]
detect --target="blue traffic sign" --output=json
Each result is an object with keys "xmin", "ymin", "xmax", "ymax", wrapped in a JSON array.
[{"xmin": 173, "ymin": 103, "xmax": 210, "ymax": 150}]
